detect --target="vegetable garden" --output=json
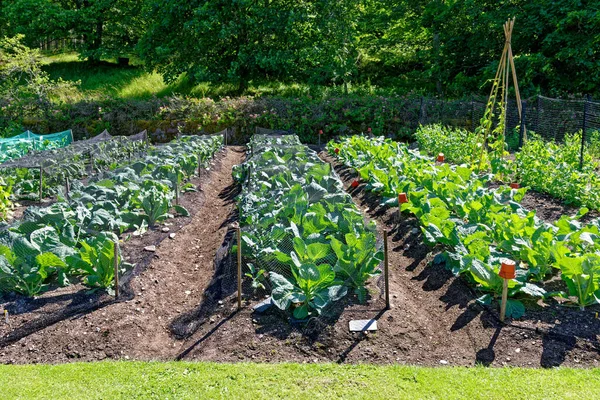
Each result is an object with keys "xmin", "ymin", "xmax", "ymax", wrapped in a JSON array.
[
  {"xmin": 0, "ymin": 126, "xmax": 597, "ymax": 369},
  {"xmin": 0, "ymin": 134, "xmax": 222, "ymax": 297},
  {"xmin": 329, "ymin": 134, "xmax": 600, "ymax": 314}
]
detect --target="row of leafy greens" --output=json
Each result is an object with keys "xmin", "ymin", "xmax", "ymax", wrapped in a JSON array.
[
  {"xmin": 0, "ymin": 134, "xmax": 223, "ymax": 297},
  {"xmin": 0, "ymin": 136, "xmax": 148, "ymax": 208},
  {"xmin": 416, "ymin": 124, "xmax": 600, "ymax": 211},
  {"xmin": 234, "ymin": 134, "xmax": 383, "ymax": 320},
  {"xmin": 329, "ymin": 135, "xmax": 600, "ymax": 316}
]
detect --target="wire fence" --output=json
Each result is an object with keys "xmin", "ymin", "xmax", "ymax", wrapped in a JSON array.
[{"xmin": 410, "ymin": 95, "xmax": 600, "ymax": 167}]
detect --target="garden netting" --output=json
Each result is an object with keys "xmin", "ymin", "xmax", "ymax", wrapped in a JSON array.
[
  {"xmin": 0, "ymin": 130, "xmax": 148, "ymax": 170},
  {"xmin": 0, "ymin": 130, "xmax": 73, "ymax": 164},
  {"xmin": 236, "ymin": 133, "xmax": 387, "ymax": 335}
]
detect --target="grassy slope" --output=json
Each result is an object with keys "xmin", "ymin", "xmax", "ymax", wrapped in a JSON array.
[
  {"xmin": 0, "ymin": 362, "xmax": 598, "ymax": 399},
  {"xmin": 40, "ymin": 53, "xmax": 389, "ymax": 102}
]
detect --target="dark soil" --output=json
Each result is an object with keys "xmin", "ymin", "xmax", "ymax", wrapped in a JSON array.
[
  {"xmin": 488, "ymin": 182, "xmax": 600, "ymax": 223},
  {"xmin": 0, "ymin": 146, "xmax": 598, "ymax": 368}
]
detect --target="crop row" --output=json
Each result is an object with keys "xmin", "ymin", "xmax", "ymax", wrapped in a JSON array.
[
  {"xmin": 415, "ymin": 124, "xmax": 600, "ymax": 210},
  {"xmin": 234, "ymin": 134, "xmax": 382, "ymax": 319},
  {"xmin": 0, "ymin": 132, "xmax": 71, "ymax": 164},
  {"xmin": 329, "ymin": 135, "xmax": 600, "ymax": 315},
  {"xmin": 0, "ymin": 136, "xmax": 149, "ymax": 222},
  {"xmin": 0, "ymin": 135, "xmax": 223, "ymax": 297}
]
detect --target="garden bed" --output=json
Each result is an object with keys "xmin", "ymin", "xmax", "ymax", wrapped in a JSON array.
[{"xmin": 0, "ymin": 146, "xmax": 597, "ymax": 368}]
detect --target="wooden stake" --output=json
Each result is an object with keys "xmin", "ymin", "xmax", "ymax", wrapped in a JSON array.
[
  {"xmin": 500, "ymin": 278, "xmax": 508, "ymax": 322},
  {"xmin": 113, "ymin": 240, "xmax": 120, "ymax": 298},
  {"xmin": 38, "ymin": 167, "xmax": 43, "ymax": 202},
  {"xmin": 65, "ymin": 173, "xmax": 70, "ymax": 200},
  {"xmin": 236, "ymin": 226, "xmax": 242, "ymax": 310},
  {"xmin": 384, "ymin": 230, "xmax": 390, "ymax": 310},
  {"xmin": 476, "ymin": 17, "xmax": 522, "ymax": 170},
  {"xmin": 197, "ymin": 153, "xmax": 202, "ymax": 176}
]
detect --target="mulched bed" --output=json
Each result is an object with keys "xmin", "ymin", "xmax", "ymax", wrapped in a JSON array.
[{"xmin": 0, "ymin": 146, "xmax": 598, "ymax": 368}]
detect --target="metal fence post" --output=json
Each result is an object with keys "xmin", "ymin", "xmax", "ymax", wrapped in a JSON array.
[
  {"xmin": 519, "ymin": 100, "xmax": 527, "ymax": 149},
  {"xmin": 418, "ymin": 96, "xmax": 425, "ymax": 126},
  {"xmin": 580, "ymin": 95, "xmax": 590, "ymax": 170},
  {"xmin": 536, "ymin": 95, "xmax": 541, "ymax": 133}
]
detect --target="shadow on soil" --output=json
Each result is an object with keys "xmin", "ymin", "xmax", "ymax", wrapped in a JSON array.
[{"xmin": 323, "ymin": 150, "xmax": 600, "ymax": 368}]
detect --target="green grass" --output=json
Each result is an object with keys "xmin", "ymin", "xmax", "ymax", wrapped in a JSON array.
[
  {"xmin": 40, "ymin": 53, "xmax": 398, "ymax": 101},
  {"xmin": 0, "ymin": 362, "xmax": 597, "ymax": 399}
]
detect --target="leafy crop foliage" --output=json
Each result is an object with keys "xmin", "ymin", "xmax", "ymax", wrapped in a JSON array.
[
  {"xmin": 416, "ymin": 125, "xmax": 600, "ymax": 211},
  {"xmin": 329, "ymin": 135, "xmax": 600, "ymax": 313},
  {"xmin": 514, "ymin": 132, "xmax": 600, "ymax": 209},
  {"xmin": 234, "ymin": 134, "xmax": 382, "ymax": 319},
  {"xmin": 0, "ymin": 136, "xmax": 147, "ymax": 205},
  {"xmin": 415, "ymin": 124, "xmax": 481, "ymax": 165},
  {"xmin": 0, "ymin": 138, "xmax": 68, "ymax": 164},
  {"xmin": 0, "ymin": 177, "xmax": 11, "ymax": 221},
  {"xmin": 0, "ymin": 135, "xmax": 222, "ymax": 297}
]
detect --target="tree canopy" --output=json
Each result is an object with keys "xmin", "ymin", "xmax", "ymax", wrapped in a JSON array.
[{"xmin": 0, "ymin": 0, "xmax": 598, "ymax": 97}]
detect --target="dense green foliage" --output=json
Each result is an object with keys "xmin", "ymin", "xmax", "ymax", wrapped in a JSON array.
[
  {"xmin": 0, "ymin": 36, "xmax": 76, "ymax": 135},
  {"xmin": 1, "ymin": 136, "xmax": 146, "ymax": 202},
  {"xmin": 1, "ymin": 0, "xmax": 143, "ymax": 62},
  {"xmin": 1, "ymin": 1, "xmax": 598, "ymax": 97},
  {"xmin": 330, "ymin": 135, "xmax": 600, "ymax": 312},
  {"xmin": 234, "ymin": 134, "xmax": 382, "ymax": 318},
  {"xmin": 514, "ymin": 132, "xmax": 600, "ymax": 209},
  {"xmin": 416, "ymin": 124, "xmax": 600, "ymax": 210}
]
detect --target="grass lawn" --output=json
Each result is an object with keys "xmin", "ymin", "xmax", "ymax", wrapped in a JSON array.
[
  {"xmin": 0, "ymin": 362, "xmax": 597, "ymax": 399},
  {"xmin": 39, "ymin": 53, "xmax": 389, "ymax": 102}
]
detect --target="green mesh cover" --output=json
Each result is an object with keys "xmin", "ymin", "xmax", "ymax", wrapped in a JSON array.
[{"xmin": 0, "ymin": 130, "xmax": 73, "ymax": 164}]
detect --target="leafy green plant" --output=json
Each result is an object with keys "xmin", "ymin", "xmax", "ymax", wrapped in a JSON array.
[
  {"xmin": 236, "ymin": 134, "xmax": 381, "ymax": 318},
  {"xmin": 329, "ymin": 134, "xmax": 600, "ymax": 315},
  {"xmin": 245, "ymin": 263, "xmax": 267, "ymax": 292},
  {"xmin": 515, "ymin": 132, "xmax": 600, "ymax": 209},
  {"xmin": 271, "ymin": 263, "xmax": 347, "ymax": 320},
  {"xmin": 554, "ymin": 254, "xmax": 600, "ymax": 310},
  {"xmin": 66, "ymin": 236, "xmax": 119, "ymax": 290},
  {"xmin": 330, "ymin": 234, "xmax": 383, "ymax": 303},
  {"xmin": 0, "ymin": 134, "xmax": 223, "ymax": 297},
  {"xmin": 0, "ymin": 177, "xmax": 12, "ymax": 221},
  {"xmin": 135, "ymin": 180, "xmax": 172, "ymax": 227},
  {"xmin": 0, "ymin": 239, "xmax": 66, "ymax": 296}
]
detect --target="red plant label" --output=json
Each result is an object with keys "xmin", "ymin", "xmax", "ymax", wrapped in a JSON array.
[
  {"xmin": 398, "ymin": 192, "xmax": 408, "ymax": 204},
  {"xmin": 499, "ymin": 259, "xmax": 516, "ymax": 280}
]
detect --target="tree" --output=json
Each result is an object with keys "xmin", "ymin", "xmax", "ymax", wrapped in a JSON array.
[
  {"xmin": 140, "ymin": 0, "xmax": 329, "ymax": 93},
  {"xmin": 3, "ymin": 0, "xmax": 144, "ymax": 62},
  {"xmin": 0, "ymin": 35, "xmax": 76, "ymax": 134}
]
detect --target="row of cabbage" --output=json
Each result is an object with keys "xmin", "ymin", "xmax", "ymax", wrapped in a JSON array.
[
  {"xmin": 328, "ymin": 135, "xmax": 600, "ymax": 316},
  {"xmin": 415, "ymin": 124, "xmax": 600, "ymax": 210},
  {"xmin": 0, "ymin": 135, "xmax": 223, "ymax": 297},
  {"xmin": 0, "ymin": 135, "xmax": 147, "ymax": 222},
  {"xmin": 0, "ymin": 130, "xmax": 72, "ymax": 164},
  {"xmin": 234, "ymin": 134, "xmax": 383, "ymax": 320}
]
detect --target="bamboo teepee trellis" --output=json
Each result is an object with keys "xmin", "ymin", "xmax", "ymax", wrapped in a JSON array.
[{"xmin": 476, "ymin": 18, "xmax": 523, "ymax": 171}]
